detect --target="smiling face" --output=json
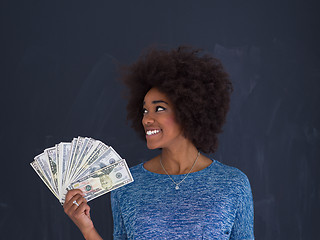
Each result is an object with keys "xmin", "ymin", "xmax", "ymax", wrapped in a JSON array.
[{"xmin": 142, "ymin": 88, "xmax": 185, "ymax": 150}]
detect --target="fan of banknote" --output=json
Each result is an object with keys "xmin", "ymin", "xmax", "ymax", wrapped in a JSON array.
[{"xmin": 30, "ymin": 136, "xmax": 134, "ymax": 204}]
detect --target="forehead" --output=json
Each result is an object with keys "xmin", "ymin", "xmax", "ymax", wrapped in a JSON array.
[{"xmin": 143, "ymin": 88, "xmax": 171, "ymax": 104}]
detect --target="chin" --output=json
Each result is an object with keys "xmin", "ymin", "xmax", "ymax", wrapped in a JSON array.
[
  {"xmin": 146, "ymin": 142, "xmax": 162, "ymax": 150},
  {"xmin": 147, "ymin": 144, "xmax": 158, "ymax": 150}
]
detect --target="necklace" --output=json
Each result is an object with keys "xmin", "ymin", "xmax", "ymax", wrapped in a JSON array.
[{"xmin": 160, "ymin": 151, "xmax": 200, "ymax": 190}]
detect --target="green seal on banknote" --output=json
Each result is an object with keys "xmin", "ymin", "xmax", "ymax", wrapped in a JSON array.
[{"xmin": 116, "ymin": 173, "xmax": 122, "ymax": 179}]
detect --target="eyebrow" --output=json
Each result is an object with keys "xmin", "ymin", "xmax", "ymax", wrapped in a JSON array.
[{"xmin": 143, "ymin": 100, "xmax": 169, "ymax": 105}]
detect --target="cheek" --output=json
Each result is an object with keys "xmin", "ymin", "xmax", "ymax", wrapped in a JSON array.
[
  {"xmin": 164, "ymin": 116, "xmax": 181, "ymax": 133},
  {"xmin": 163, "ymin": 115, "xmax": 175, "ymax": 124}
]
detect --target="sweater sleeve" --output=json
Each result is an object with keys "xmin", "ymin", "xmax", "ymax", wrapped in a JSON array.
[
  {"xmin": 229, "ymin": 174, "xmax": 255, "ymax": 240},
  {"xmin": 110, "ymin": 191, "xmax": 128, "ymax": 240}
]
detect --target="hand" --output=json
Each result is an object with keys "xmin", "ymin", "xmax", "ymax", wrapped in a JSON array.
[{"xmin": 63, "ymin": 189, "xmax": 95, "ymax": 238}]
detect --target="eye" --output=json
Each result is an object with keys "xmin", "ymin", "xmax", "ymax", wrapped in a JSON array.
[
  {"xmin": 142, "ymin": 108, "xmax": 148, "ymax": 115},
  {"xmin": 156, "ymin": 106, "xmax": 166, "ymax": 112}
]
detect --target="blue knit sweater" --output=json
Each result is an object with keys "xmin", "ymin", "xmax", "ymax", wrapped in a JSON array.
[{"xmin": 111, "ymin": 159, "xmax": 254, "ymax": 239}]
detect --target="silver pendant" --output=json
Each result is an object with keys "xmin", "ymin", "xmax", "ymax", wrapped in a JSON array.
[{"xmin": 175, "ymin": 185, "xmax": 179, "ymax": 190}]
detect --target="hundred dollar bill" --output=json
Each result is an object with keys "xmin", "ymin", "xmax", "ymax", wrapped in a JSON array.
[
  {"xmin": 32, "ymin": 137, "xmax": 132, "ymax": 204},
  {"xmin": 64, "ymin": 138, "xmax": 77, "ymax": 185},
  {"xmin": 66, "ymin": 159, "xmax": 133, "ymax": 202},
  {"xmin": 76, "ymin": 146, "xmax": 122, "ymax": 181},
  {"xmin": 71, "ymin": 137, "xmax": 89, "ymax": 176},
  {"xmin": 34, "ymin": 152, "xmax": 56, "ymax": 193},
  {"xmin": 55, "ymin": 144, "xmax": 60, "ymax": 193},
  {"xmin": 70, "ymin": 137, "xmax": 95, "ymax": 181},
  {"xmin": 72, "ymin": 141, "xmax": 109, "ymax": 178},
  {"xmin": 75, "ymin": 139, "xmax": 102, "ymax": 175},
  {"xmin": 58, "ymin": 142, "xmax": 71, "ymax": 199},
  {"xmin": 30, "ymin": 160, "xmax": 59, "ymax": 199},
  {"xmin": 78, "ymin": 138, "xmax": 95, "ymax": 166},
  {"xmin": 66, "ymin": 137, "xmax": 84, "ymax": 183},
  {"xmin": 59, "ymin": 141, "xmax": 111, "ymax": 202},
  {"xmin": 45, "ymin": 147, "xmax": 58, "ymax": 193}
]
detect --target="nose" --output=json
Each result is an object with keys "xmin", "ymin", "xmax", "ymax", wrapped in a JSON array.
[{"xmin": 142, "ymin": 113, "xmax": 155, "ymax": 126}]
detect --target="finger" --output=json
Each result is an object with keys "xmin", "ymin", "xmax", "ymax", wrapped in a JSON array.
[
  {"xmin": 70, "ymin": 198, "xmax": 89, "ymax": 220},
  {"xmin": 64, "ymin": 189, "xmax": 84, "ymax": 204},
  {"xmin": 64, "ymin": 193, "xmax": 83, "ymax": 211},
  {"xmin": 75, "ymin": 201, "xmax": 91, "ymax": 218},
  {"xmin": 71, "ymin": 195, "xmax": 87, "ymax": 210},
  {"xmin": 64, "ymin": 193, "xmax": 82, "ymax": 209},
  {"xmin": 85, "ymin": 206, "xmax": 91, "ymax": 219}
]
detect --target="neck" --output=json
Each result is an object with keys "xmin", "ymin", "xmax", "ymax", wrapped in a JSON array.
[{"xmin": 160, "ymin": 141, "xmax": 199, "ymax": 175}]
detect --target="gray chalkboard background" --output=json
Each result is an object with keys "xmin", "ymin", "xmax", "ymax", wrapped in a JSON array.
[{"xmin": 1, "ymin": 1, "xmax": 319, "ymax": 239}]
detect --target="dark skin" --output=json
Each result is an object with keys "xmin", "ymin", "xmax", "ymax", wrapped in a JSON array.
[
  {"xmin": 142, "ymin": 88, "xmax": 212, "ymax": 175},
  {"xmin": 63, "ymin": 189, "xmax": 102, "ymax": 240},
  {"xmin": 63, "ymin": 88, "xmax": 212, "ymax": 239}
]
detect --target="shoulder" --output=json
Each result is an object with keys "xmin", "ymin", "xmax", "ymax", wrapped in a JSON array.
[
  {"xmin": 128, "ymin": 162, "xmax": 147, "ymax": 179},
  {"xmin": 111, "ymin": 162, "xmax": 147, "ymax": 197},
  {"xmin": 210, "ymin": 160, "xmax": 252, "ymax": 194},
  {"xmin": 129, "ymin": 162, "xmax": 144, "ymax": 172},
  {"xmin": 213, "ymin": 160, "xmax": 249, "ymax": 178}
]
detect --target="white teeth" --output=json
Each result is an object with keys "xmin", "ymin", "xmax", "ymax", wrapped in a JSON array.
[{"xmin": 146, "ymin": 130, "xmax": 160, "ymax": 136}]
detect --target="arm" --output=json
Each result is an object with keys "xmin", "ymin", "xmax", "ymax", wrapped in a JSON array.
[
  {"xmin": 230, "ymin": 175, "xmax": 254, "ymax": 240},
  {"xmin": 63, "ymin": 189, "xmax": 103, "ymax": 240}
]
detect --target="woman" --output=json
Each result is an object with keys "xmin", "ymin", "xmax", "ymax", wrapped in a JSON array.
[{"xmin": 64, "ymin": 46, "xmax": 254, "ymax": 239}]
